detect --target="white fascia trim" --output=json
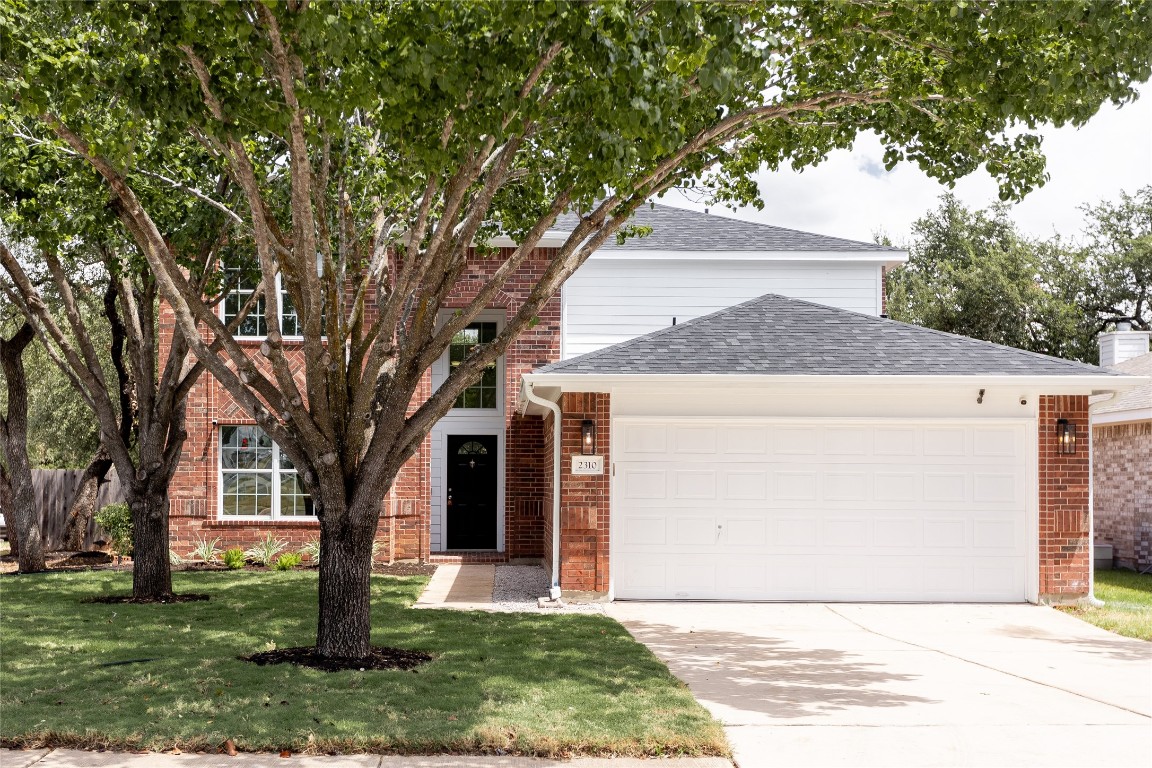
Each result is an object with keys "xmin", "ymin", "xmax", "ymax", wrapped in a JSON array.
[
  {"xmin": 1090, "ymin": 408, "xmax": 1152, "ymax": 426},
  {"xmin": 521, "ymin": 372, "xmax": 1148, "ymax": 399},
  {"xmin": 487, "ymin": 231, "xmax": 571, "ymax": 249},
  {"xmin": 582, "ymin": 249, "xmax": 908, "ymax": 264}
]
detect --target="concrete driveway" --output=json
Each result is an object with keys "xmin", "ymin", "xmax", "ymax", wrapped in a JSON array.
[{"xmin": 605, "ymin": 602, "xmax": 1152, "ymax": 768}]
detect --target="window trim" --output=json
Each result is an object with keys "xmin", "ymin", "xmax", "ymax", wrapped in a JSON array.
[
  {"xmin": 217, "ymin": 425, "xmax": 316, "ymax": 521},
  {"xmin": 220, "ymin": 271, "xmax": 304, "ymax": 342},
  {"xmin": 434, "ymin": 309, "xmax": 506, "ymax": 417}
]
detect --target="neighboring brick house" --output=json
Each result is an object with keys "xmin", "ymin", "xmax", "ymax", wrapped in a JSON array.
[
  {"xmin": 1091, "ymin": 325, "xmax": 1152, "ymax": 572},
  {"xmin": 165, "ymin": 204, "xmax": 1143, "ymax": 604}
]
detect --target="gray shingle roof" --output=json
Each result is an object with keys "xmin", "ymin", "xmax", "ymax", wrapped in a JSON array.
[
  {"xmin": 553, "ymin": 203, "xmax": 899, "ymax": 252},
  {"xmin": 537, "ymin": 294, "xmax": 1122, "ymax": 378},
  {"xmin": 1096, "ymin": 353, "xmax": 1152, "ymax": 415}
]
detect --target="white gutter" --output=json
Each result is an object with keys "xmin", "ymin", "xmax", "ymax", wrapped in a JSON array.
[
  {"xmin": 522, "ymin": 381, "xmax": 563, "ymax": 600},
  {"xmin": 522, "ymin": 372, "xmax": 1148, "ymax": 394}
]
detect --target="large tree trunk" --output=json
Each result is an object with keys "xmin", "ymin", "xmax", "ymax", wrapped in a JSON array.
[
  {"xmin": 1, "ymin": 466, "xmax": 19, "ymax": 559},
  {"xmin": 63, "ymin": 448, "xmax": 114, "ymax": 551},
  {"xmin": 1, "ymin": 323, "xmax": 45, "ymax": 573},
  {"xmin": 127, "ymin": 473, "xmax": 173, "ymax": 599},
  {"xmin": 316, "ymin": 494, "xmax": 377, "ymax": 658}
]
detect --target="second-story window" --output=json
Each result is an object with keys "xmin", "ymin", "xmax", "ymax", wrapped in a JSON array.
[
  {"xmin": 451, "ymin": 322, "xmax": 498, "ymax": 409},
  {"xmin": 222, "ymin": 268, "xmax": 300, "ymax": 338}
]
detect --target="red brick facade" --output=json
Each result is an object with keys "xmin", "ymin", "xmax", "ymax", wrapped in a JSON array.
[
  {"xmin": 1092, "ymin": 420, "xmax": 1152, "ymax": 571},
  {"xmin": 167, "ymin": 247, "xmax": 560, "ymax": 564},
  {"xmin": 1038, "ymin": 395, "xmax": 1091, "ymax": 602},
  {"xmin": 556, "ymin": 393, "xmax": 612, "ymax": 595}
]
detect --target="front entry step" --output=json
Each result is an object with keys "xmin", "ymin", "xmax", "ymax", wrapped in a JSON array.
[{"xmin": 429, "ymin": 552, "xmax": 509, "ymax": 564}]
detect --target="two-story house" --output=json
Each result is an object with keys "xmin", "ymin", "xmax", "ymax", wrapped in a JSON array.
[{"xmin": 167, "ymin": 204, "xmax": 1139, "ymax": 605}]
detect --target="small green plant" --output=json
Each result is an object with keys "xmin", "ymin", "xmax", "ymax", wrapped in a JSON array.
[
  {"xmin": 190, "ymin": 536, "xmax": 222, "ymax": 563},
  {"xmin": 94, "ymin": 503, "xmax": 132, "ymax": 562},
  {"xmin": 244, "ymin": 534, "xmax": 287, "ymax": 566},
  {"xmin": 169, "ymin": 548, "xmax": 185, "ymax": 565},
  {"xmin": 298, "ymin": 539, "xmax": 320, "ymax": 563},
  {"xmin": 273, "ymin": 552, "xmax": 302, "ymax": 571},
  {"xmin": 222, "ymin": 547, "xmax": 246, "ymax": 570}
]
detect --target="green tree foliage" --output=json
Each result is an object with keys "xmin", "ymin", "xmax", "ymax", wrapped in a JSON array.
[
  {"xmin": 22, "ymin": 320, "xmax": 104, "ymax": 468},
  {"xmin": 3, "ymin": 1, "xmax": 1151, "ymax": 657},
  {"xmin": 887, "ymin": 187, "xmax": 1152, "ymax": 363}
]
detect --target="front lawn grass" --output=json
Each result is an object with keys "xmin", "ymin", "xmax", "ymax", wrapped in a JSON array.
[
  {"xmin": 0, "ymin": 571, "xmax": 725, "ymax": 757},
  {"xmin": 1058, "ymin": 569, "xmax": 1152, "ymax": 641}
]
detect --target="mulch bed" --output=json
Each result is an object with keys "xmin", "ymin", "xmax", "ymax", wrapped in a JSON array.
[
  {"xmin": 82, "ymin": 593, "xmax": 211, "ymax": 604},
  {"xmin": 372, "ymin": 562, "xmax": 437, "ymax": 577},
  {"xmin": 2, "ymin": 552, "xmax": 437, "ymax": 577},
  {"xmin": 241, "ymin": 645, "xmax": 432, "ymax": 672}
]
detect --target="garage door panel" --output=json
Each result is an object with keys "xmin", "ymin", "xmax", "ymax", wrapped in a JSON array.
[
  {"xmin": 822, "ymin": 472, "xmax": 869, "ymax": 501},
  {"xmin": 724, "ymin": 471, "xmax": 769, "ymax": 499},
  {"xmin": 621, "ymin": 468, "xmax": 667, "ymax": 499},
  {"xmin": 622, "ymin": 516, "xmax": 666, "ymax": 546},
  {"xmin": 673, "ymin": 470, "xmax": 717, "ymax": 499},
  {"xmin": 723, "ymin": 517, "xmax": 768, "ymax": 546},
  {"xmin": 614, "ymin": 419, "xmax": 1029, "ymax": 602}
]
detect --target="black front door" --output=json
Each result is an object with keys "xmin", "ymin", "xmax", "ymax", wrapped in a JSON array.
[{"xmin": 446, "ymin": 434, "xmax": 498, "ymax": 550}]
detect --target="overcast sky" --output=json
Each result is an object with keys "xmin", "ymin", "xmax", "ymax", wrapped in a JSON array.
[{"xmin": 661, "ymin": 84, "xmax": 1152, "ymax": 248}]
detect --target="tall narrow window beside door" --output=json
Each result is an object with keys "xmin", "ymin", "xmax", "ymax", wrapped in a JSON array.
[{"xmin": 450, "ymin": 322, "xmax": 498, "ymax": 409}]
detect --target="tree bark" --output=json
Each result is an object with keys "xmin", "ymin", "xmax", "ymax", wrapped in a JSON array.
[
  {"xmin": 0, "ymin": 465, "xmax": 19, "ymax": 559},
  {"xmin": 63, "ymin": 449, "xmax": 114, "ymax": 551},
  {"xmin": 0, "ymin": 323, "xmax": 46, "ymax": 573},
  {"xmin": 316, "ymin": 493, "xmax": 377, "ymax": 658},
  {"xmin": 126, "ymin": 472, "xmax": 173, "ymax": 599}
]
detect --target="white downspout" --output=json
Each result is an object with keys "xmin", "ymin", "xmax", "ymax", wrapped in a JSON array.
[{"xmin": 524, "ymin": 382, "xmax": 563, "ymax": 600}]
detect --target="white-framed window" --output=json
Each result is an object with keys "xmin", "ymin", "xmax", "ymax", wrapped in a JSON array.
[
  {"xmin": 449, "ymin": 321, "xmax": 500, "ymax": 409},
  {"xmin": 219, "ymin": 425, "xmax": 313, "ymax": 519},
  {"xmin": 222, "ymin": 267, "xmax": 301, "ymax": 339}
]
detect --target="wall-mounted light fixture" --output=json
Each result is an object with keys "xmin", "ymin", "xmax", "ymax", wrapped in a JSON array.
[
  {"xmin": 581, "ymin": 419, "xmax": 596, "ymax": 455},
  {"xmin": 1056, "ymin": 418, "xmax": 1077, "ymax": 455}
]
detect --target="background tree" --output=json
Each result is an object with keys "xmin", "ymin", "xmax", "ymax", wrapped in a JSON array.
[
  {"xmin": 1078, "ymin": 186, "xmax": 1152, "ymax": 334},
  {"xmin": 0, "ymin": 319, "xmax": 45, "ymax": 572},
  {"xmin": 4, "ymin": 1, "xmax": 1151, "ymax": 657},
  {"xmin": 887, "ymin": 187, "xmax": 1152, "ymax": 363},
  {"xmin": 0, "ymin": 133, "xmax": 259, "ymax": 598}
]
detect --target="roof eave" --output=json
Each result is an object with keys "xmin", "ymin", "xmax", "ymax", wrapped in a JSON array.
[{"xmin": 521, "ymin": 372, "xmax": 1147, "ymax": 399}]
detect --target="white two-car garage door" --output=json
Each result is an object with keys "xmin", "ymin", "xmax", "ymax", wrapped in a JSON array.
[{"xmin": 612, "ymin": 419, "xmax": 1031, "ymax": 602}]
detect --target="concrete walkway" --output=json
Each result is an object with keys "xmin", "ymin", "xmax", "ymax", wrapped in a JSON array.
[
  {"xmin": 413, "ymin": 564, "xmax": 497, "ymax": 610},
  {"xmin": 606, "ymin": 602, "xmax": 1152, "ymax": 768},
  {"xmin": 2, "ymin": 750, "xmax": 731, "ymax": 768}
]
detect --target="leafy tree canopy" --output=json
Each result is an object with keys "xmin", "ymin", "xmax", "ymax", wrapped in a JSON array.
[
  {"xmin": 3, "ymin": 0, "xmax": 1151, "ymax": 656},
  {"xmin": 887, "ymin": 187, "xmax": 1152, "ymax": 364}
]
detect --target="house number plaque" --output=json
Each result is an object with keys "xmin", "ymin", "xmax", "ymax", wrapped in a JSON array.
[{"xmin": 571, "ymin": 455, "xmax": 604, "ymax": 475}]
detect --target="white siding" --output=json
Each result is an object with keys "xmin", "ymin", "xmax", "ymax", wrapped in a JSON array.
[{"xmin": 562, "ymin": 259, "xmax": 883, "ymax": 358}]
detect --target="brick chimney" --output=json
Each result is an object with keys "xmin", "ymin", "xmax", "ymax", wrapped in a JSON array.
[{"xmin": 1098, "ymin": 321, "xmax": 1152, "ymax": 367}]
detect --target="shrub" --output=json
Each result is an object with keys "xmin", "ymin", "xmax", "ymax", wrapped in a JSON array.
[
  {"xmin": 190, "ymin": 536, "xmax": 222, "ymax": 563},
  {"xmin": 222, "ymin": 547, "xmax": 245, "ymax": 570},
  {"xmin": 94, "ymin": 503, "xmax": 132, "ymax": 560},
  {"xmin": 169, "ymin": 548, "xmax": 185, "ymax": 565},
  {"xmin": 273, "ymin": 552, "xmax": 302, "ymax": 571},
  {"xmin": 244, "ymin": 534, "xmax": 287, "ymax": 566},
  {"xmin": 298, "ymin": 539, "xmax": 320, "ymax": 563}
]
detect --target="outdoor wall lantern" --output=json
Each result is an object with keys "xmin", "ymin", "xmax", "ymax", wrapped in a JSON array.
[
  {"xmin": 581, "ymin": 419, "xmax": 596, "ymax": 455},
  {"xmin": 1056, "ymin": 418, "xmax": 1077, "ymax": 455}
]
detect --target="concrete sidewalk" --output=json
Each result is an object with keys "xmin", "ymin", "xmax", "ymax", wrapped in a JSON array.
[
  {"xmin": 412, "ymin": 564, "xmax": 497, "ymax": 610},
  {"xmin": 2, "ymin": 749, "xmax": 731, "ymax": 768}
]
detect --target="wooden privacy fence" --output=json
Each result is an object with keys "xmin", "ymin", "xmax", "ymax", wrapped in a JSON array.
[{"xmin": 30, "ymin": 468, "xmax": 125, "ymax": 551}]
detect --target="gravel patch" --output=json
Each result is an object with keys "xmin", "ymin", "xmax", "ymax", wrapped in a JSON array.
[{"xmin": 492, "ymin": 565, "xmax": 605, "ymax": 614}]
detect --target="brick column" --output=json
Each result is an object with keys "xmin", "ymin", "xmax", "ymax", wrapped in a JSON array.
[
  {"xmin": 1038, "ymin": 395, "xmax": 1091, "ymax": 602},
  {"xmin": 558, "ymin": 392, "xmax": 611, "ymax": 597}
]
